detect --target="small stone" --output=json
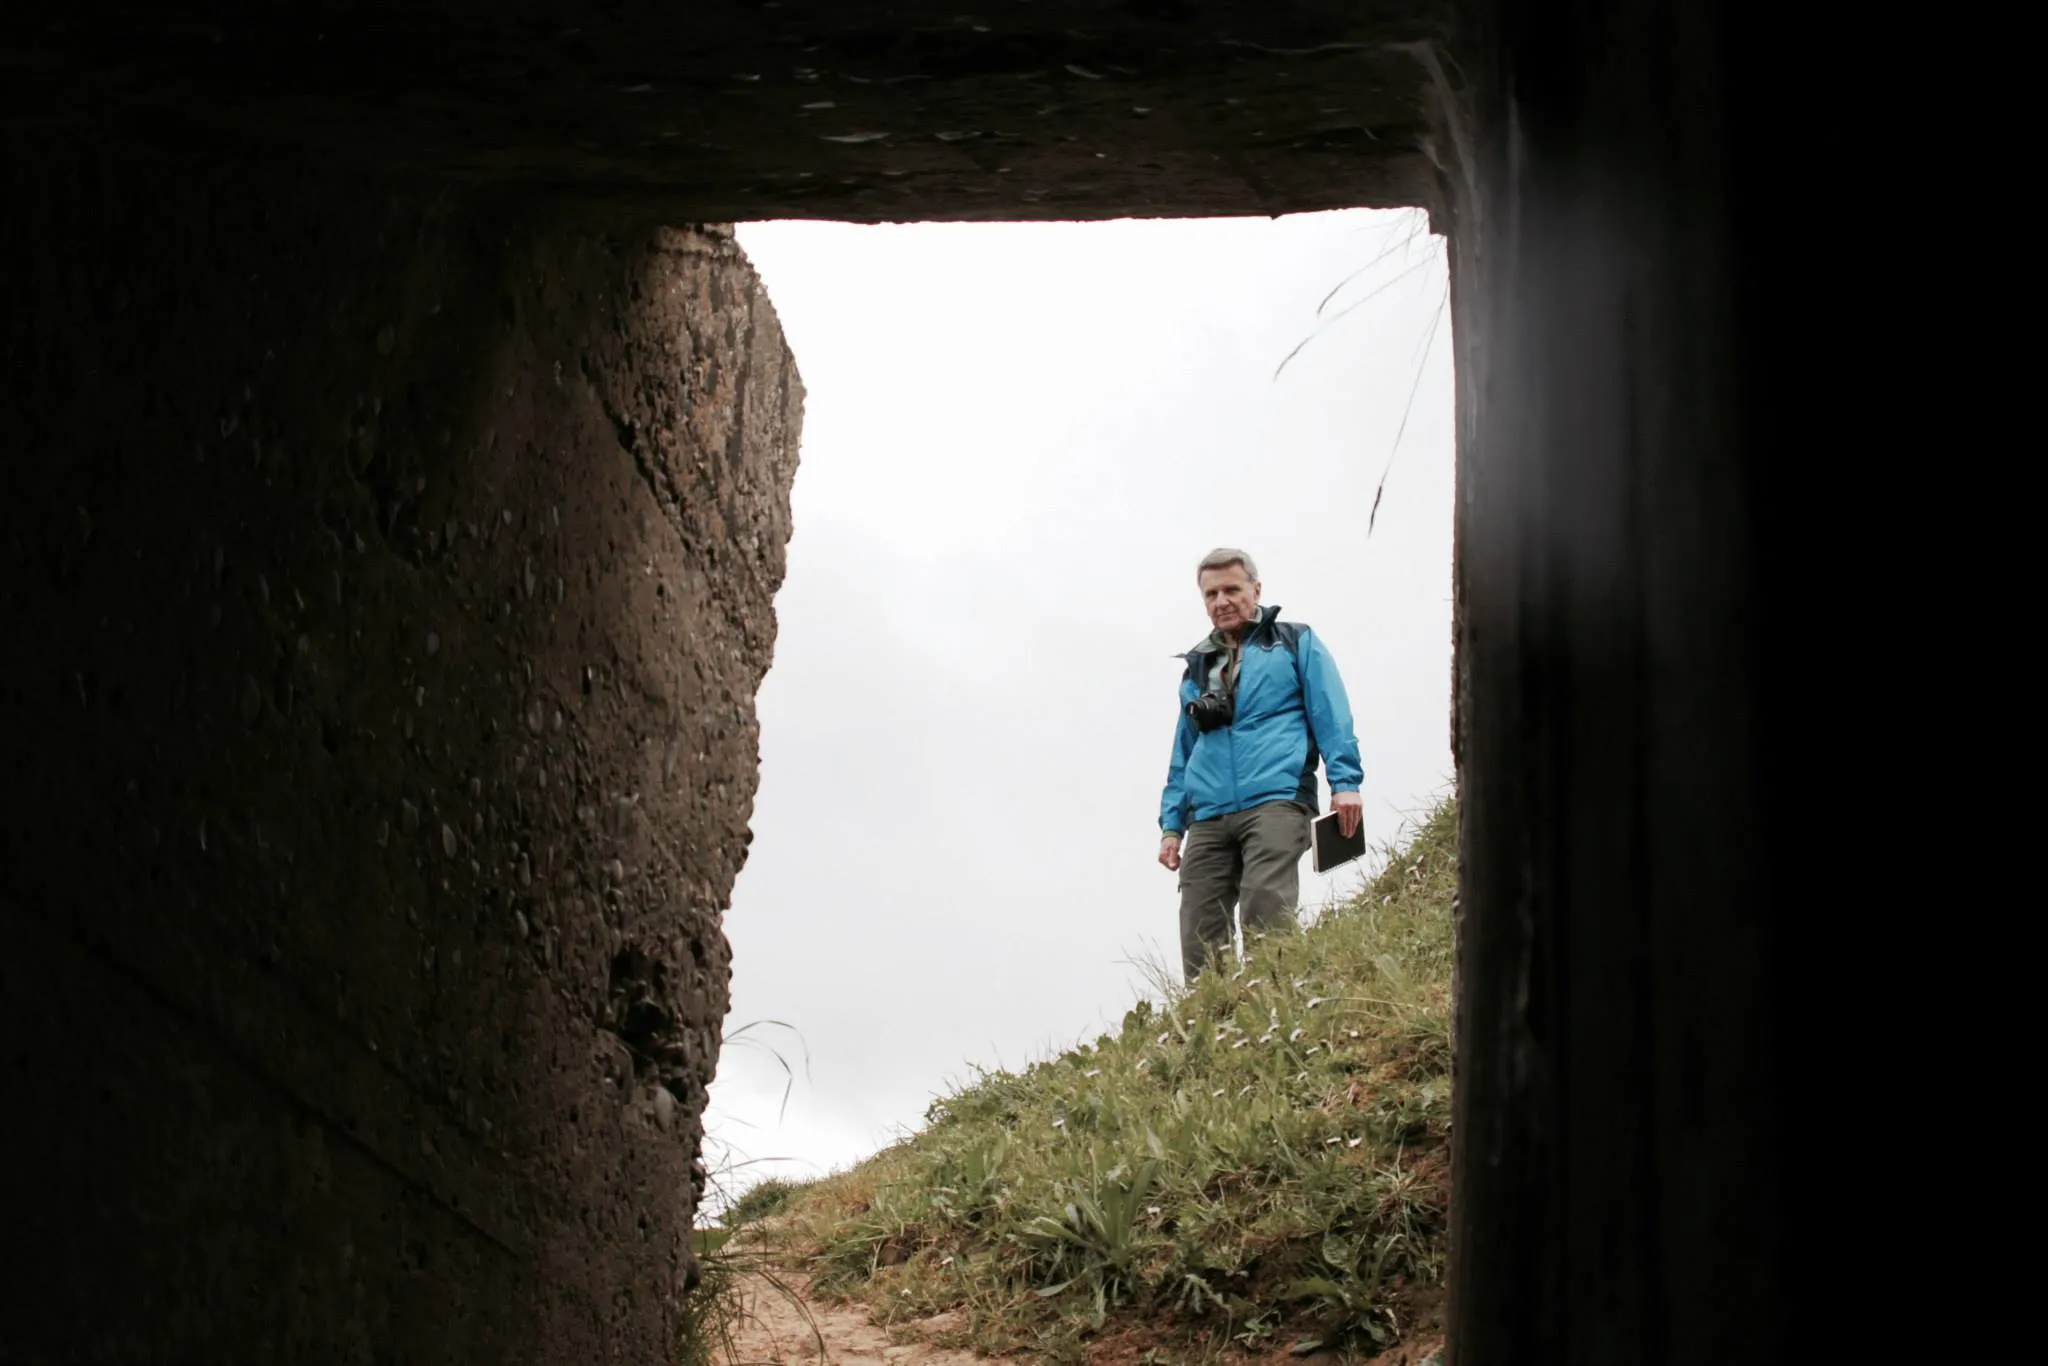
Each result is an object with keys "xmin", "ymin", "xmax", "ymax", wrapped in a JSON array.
[
  {"xmin": 425, "ymin": 630, "xmax": 439, "ymax": 656},
  {"xmin": 651, "ymin": 1087, "xmax": 676, "ymax": 1131},
  {"xmin": 440, "ymin": 823, "xmax": 457, "ymax": 857},
  {"xmin": 238, "ymin": 675, "xmax": 263, "ymax": 726},
  {"xmin": 376, "ymin": 324, "xmax": 395, "ymax": 356},
  {"xmin": 515, "ymin": 911, "xmax": 530, "ymax": 939},
  {"xmin": 400, "ymin": 799, "xmax": 420, "ymax": 834}
]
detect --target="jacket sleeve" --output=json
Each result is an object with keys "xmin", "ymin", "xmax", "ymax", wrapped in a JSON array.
[
  {"xmin": 1158, "ymin": 674, "xmax": 1200, "ymax": 834},
  {"xmin": 1297, "ymin": 627, "xmax": 1363, "ymax": 793}
]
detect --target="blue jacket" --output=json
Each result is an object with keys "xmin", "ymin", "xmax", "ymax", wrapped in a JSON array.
[{"xmin": 1159, "ymin": 605, "xmax": 1363, "ymax": 834}]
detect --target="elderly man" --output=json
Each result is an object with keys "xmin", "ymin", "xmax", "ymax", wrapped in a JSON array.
[{"xmin": 1158, "ymin": 548, "xmax": 1364, "ymax": 982}]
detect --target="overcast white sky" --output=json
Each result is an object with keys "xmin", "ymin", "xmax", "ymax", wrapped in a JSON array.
[{"xmin": 701, "ymin": 209, "xmax": 1454, "ymax": 1205}]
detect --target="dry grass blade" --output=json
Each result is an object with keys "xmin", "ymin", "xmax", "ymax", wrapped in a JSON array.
[
  {"xmin": 1272, "ymin": 257, "xmax": 1435, "ymax": 380},
  {"xmin": 1367, "ymin": 282, "xmax": 1449, "ymax": 539}
]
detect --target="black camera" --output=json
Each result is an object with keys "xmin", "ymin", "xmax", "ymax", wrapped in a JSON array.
[{"xmin": 1186, "ymin": 690, "xmax": 1234, "ymax": 733}]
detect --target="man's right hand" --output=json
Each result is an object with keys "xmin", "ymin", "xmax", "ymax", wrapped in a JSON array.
[{"xmin": 1159, "ymin": 834, "xmax": 1182, "ymax": 872}]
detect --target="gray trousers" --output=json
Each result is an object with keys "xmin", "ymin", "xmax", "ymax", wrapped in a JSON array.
[{"xmin": 1177, "ymin": 800, "xmax": 1312, "ymax": 982}]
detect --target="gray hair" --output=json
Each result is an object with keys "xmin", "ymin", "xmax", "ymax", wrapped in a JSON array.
[{"xmin": 1196, "ymin": 546, "xmax": 1259, "ymax": 582}]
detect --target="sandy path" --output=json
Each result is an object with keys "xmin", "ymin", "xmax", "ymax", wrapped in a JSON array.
[{"xmin": 717, "ymin": 1271, "xmax": 987, "ymax": 1366}]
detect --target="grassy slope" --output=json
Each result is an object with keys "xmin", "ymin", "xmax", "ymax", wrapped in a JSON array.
[{"xmin": 754, "ymin": 799, "xmax": 1455, "ymax": 1362}]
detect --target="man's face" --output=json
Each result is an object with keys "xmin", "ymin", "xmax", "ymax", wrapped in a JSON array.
[{"xmin": 1199, "ymin": 564, "xmax": 1261, "ymax": 634}]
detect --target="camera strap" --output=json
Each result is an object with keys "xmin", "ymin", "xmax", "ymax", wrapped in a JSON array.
[{"xmin": 1189, "ymin": 613, "xmax": 1305, "ymax": 698}]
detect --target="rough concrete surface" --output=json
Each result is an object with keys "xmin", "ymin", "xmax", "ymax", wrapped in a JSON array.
[
  {"xmin": 4, "ymin": 2, "xmax": 1445, "ymax": 223},
  {"xmin": 0, "ymin": 131, "xmax": 801, "ymax": 1361}
]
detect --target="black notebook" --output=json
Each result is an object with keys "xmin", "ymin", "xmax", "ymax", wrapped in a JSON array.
[{"xmin": 1310, "ymin": 810, "xmax": 1368, "ymax": 874}]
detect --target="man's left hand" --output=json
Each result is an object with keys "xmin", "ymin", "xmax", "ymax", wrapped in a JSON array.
[{"xmin": 1332, "ymin": 791, "xmax": 1363, "ymax": 839}]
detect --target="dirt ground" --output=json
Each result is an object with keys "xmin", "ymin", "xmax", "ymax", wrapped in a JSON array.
[{"xmin": 718, "ymin": 1272, "xmax": 984, "ymax": 1366}]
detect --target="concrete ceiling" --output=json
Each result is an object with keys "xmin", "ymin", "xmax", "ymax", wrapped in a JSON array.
[{"xmin": 7, "ymin": 1, "xmax": 1448, "ymax": 221}]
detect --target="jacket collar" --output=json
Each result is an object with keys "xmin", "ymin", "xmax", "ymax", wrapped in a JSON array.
[{"xmin": 1186, "ymin": 603, "xmax": 1281, "ymax": 656}]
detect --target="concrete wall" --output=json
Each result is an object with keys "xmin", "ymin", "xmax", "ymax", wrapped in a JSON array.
[
  {"xmin": 0, "ymin": 130, "xmax": 801, "ymax": 1361},
  {"xmin": 1431, "ymin": 3, "xmax": 1788, "ymax": 1360}
]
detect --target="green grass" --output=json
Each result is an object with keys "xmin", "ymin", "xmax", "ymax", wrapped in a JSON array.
[
  {"xmin": 768, "ymin": 797, "xmax": 1457, "ymax": 1362},
  {"xmin": 722, "ymin": 1176, "xmax": 810, "ymax": 1229}
]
